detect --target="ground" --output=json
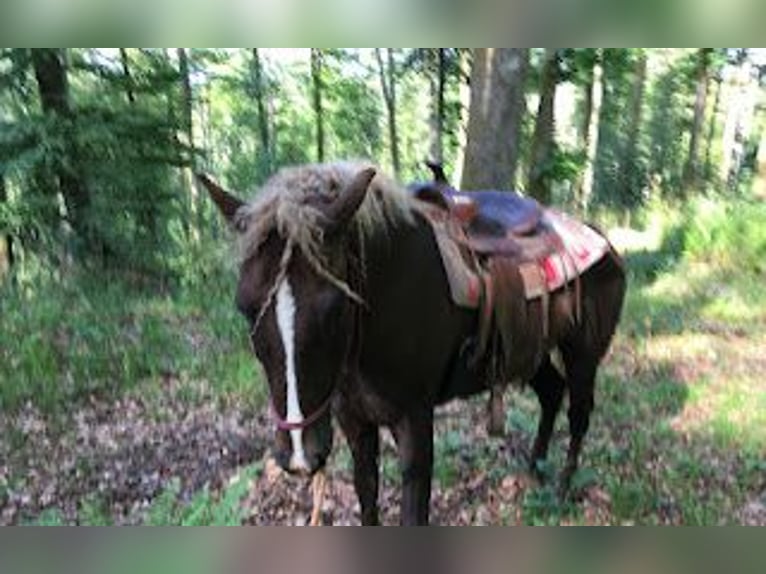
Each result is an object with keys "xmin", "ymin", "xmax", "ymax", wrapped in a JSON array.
[{"xmin": 1, "ymin": 211, "xmax": 764, "ymax": 525}]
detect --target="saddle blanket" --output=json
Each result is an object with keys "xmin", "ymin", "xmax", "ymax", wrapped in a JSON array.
[
  {"xmin": 534, "ymin": 209, "xmax": 610, "ymax": 295},
  {"xmin": 427, "ymin": 206, "xmax": 610, "ymax": 308}
]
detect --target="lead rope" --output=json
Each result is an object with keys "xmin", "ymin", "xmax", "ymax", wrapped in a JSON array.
[{"xmin": 309, "ymin": 470, "xmax": 327, "ymax": 526}]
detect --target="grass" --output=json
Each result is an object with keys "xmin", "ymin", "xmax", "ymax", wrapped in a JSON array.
[{"xmin": 0, "ymin": 266, "xmax": 266, "ymax": 414}]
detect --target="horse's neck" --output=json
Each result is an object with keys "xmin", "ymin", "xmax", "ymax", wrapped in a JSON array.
[{"xmin": 357, "ymin": 215, "xmax": 476, "ymax": 392}]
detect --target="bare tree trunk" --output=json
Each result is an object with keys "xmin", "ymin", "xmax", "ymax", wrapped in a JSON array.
[
  {"xmin": 453, "ymin": 50, "xmax": 472, "ymax": 187},
  {"xmin": 31, "ymin": 49, "xmax": 92, "ymax": 248},
  {"xmin": 684, "ymin": 48, "xmax": 713, "ymax": 192},
  {"xmin": 527, "ymin": 49, "xmax": 559, "ymax": 203},
  {"xmin": 251, "ymin": 49, "xmax": 272, "ymax": 173},
  {"xmin": 704, "ymin": 75, "xmax": 722, "ymax": 181},
  {"xmin": 0, "ymin": 175, "xmax": 12, "ymax": 275},
  {"xmin": 429, "ymin": 49, "xmax": 446, "ymax": 165},
  {"xmin": 176, "ymin": 48, "xmax": 198, "ymax": 241},
  {"xmin": 376, "ymin": 48, "xmax": 401, "ymax": 178},
  {"xmin": 311, "ymin": 49, "xmax": 325, "ymax": 162},
  {"xmin": 577, "ymin": 50, "xmax": 603, "ymax": 212},
  {"xmin": 620, "ymin": 51, "xmax": 648, "ymax": 203},
  {"xmin": 119, "ymin": 48, "xmax": 135, "ymax": 105},
  {"xmin": 177, "ymin": 48, "xmax": 194, "ymax": 155},
  {"xmin": 461, "ymin": 48, "xmax": 529, "ymax": 190}
]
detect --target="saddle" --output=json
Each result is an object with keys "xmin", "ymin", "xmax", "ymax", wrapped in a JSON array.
[{"xmin": 409, "ymin": 180, "xmax": 545, "ymax": 255}]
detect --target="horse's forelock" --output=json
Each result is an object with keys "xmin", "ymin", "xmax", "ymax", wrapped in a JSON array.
[{"xmin": 236, "ymin": 162, "xmax": 414, "ymax": 262}]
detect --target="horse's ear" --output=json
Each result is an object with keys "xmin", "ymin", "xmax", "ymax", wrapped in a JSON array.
[
  {"xmin": 196, "ymin": 173, "xmax": 246, "ymax": 225},
  {"xmin": 323, "ymin": 167, "xmax": 376, "ymax": 232}
]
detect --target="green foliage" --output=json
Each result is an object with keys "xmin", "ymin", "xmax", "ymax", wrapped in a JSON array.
[
  {"xmin": 680, "ymin": 196, "xmax": 766, "ymax": 273},
  {"xmin": 0, "ymin": 261, "xmax": 263, "ymax": 413},
  {"xmin": 0, "ymin": 48, "xmax": 190, "ymax": 275},
  {"xmin": 146, "ymin": 464, "xmax": 260, "ymax": 526}
]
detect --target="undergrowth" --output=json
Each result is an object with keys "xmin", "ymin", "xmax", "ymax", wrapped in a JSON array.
[{"xmin": 0, "ymin": 252, "xmax": 264, "ymax": 414}]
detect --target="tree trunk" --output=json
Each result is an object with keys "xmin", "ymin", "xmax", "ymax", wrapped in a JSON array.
[
  {"xmin": 251, "ymin": 49, "xmax": 272, "ymax": 173},
  {"xmin": 176, "ymin": 48, "xmax": 198, "ymax": 241},
  {"xmin": 119, "ymin": 48, "xmax": 135, "ymax": 105},
  {"xmin": 31, "ymin": 49, "xmax": 92, "ymax": 246},
  {"xmin": 527, "ymin": 49, "xmax": 559, "ymax": 203},
  {"xmin": 376, "ymin": 49, "xmax": 401, "ymax": 178},
  {"xmin": 683, "ymin": 48, "xmax": 713, "ymax": 192},
  {"xmin": 620, "ymin": 51, "xmax": 648, "ymax": 203},
  {"xmin": 176, "ymin": 48, "xmax": 194, "ymax": 156},
  {"xmin": 704, "ymin": 75, "xmax": 722, "ymax": 180},
  {"xmin": 577, "ymin": 50, "xmax": 603, "ymax": 212},
  {"xmin": 461, "ymin": 48, "xmax": 529, "ymax": 190},
  {"xmin": 429, "ymin": 49, "xmax": 446, "ymax": 165},
  {"xmin": 0, "ymin": 175, "xmax": 12, "ymax": 275},
  {"xmin": 311, "ymin": 49, "xmax": 325, "ymax": 162}
]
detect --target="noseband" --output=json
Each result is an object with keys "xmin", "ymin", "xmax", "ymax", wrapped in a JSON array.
[{"xmin": 271, "ymin": 392, "xmax": 334, "ymax": 431}]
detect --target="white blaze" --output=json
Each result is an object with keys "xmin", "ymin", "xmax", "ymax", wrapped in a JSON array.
[{"xmin": 275, "ymin": 278, "xmax": 309, "ymax": 472}]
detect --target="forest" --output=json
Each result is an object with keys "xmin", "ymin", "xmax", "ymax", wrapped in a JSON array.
[{"xmin": 0, "ymin": 48, "xmax": 764, "ymax": 525}]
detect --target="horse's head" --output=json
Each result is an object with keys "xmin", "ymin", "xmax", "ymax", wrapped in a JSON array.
[{"xmin": 198, "ymin": 166, "xmax": 376, "ymax": 476}]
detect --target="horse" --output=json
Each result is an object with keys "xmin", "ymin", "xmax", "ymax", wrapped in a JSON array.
[{"xmin": 197, "ymin": 161, "xmax": 626, "ymax": 525}]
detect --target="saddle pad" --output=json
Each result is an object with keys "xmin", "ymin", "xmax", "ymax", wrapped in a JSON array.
[
  {"xmin": 531, "ymin": 209, "xmax": 610, "ymax": 295},
  {"xmin": 423, "ymin": 206, "xmax": 483, "ymax": 308}
]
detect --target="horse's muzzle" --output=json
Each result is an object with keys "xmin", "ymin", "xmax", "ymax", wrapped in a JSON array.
[{"xmin": 274, "ymin": 445, "xmax": 329, "ymax": 477}]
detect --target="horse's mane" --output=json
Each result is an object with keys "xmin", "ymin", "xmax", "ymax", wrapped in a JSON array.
[{"xmin": 235, "ymin": 161, "xmax": 415, "ymax": 262}]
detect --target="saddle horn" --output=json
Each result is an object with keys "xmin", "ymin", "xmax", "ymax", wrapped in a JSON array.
[{"xmin": 425, "ymin": 160, "xmax": 449, "ymax": 184}]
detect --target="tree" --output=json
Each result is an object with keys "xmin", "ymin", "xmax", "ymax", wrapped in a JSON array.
[
  {"xmin": 527, "ymin": 49, "xmax": 560, "ymax": 203},
  {"xmin": 177, "ymin": 48, "xmax": 199, "ymax": 241},
  {"xmin": 30, "ymin": 49, "xmax": 93, "ymax": 249},
  {"xmin": 576, "ymin": 49, "xmax": 603, "ymax": 211},
  {"xmin": 705, "ymin": 71, "xmax": 723, "ymax": 180},
  {"xmin": 0, "ymin": 174, "xmax": 12, "ymax": 274},
  {"xmin": 311, "ymin": 49, "xmax": 325, "ymax": 162},
  {"xmin": 432, "ymin": 48, "xmax": 447, "ymax": 164},
  {"xmin": 461, "ymin": 48, "xmax": 529, "ymax": 190},
  {"xmin": 683, "ymin": 48, "xmax": 714, "ymax": 191},
  {"xmin": 119, "ymin": 48, "xmax": 136, "ymax": 105},
  {"xmin": 251, "ymin": 49, "xmax": 272, "ymax": 174},
  {"xmin": 620, "ymin": 50, "xmax": 648, "ymax": 205},
  {"xmin": 376, "ymin": 48, "xmax": 401, "ymax": 178}
]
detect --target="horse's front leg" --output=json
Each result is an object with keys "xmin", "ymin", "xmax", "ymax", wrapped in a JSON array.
[
  {"xmin": 336, "ymin": 403, "xmax": 380, "ymax": 525},
  {"xmin": 392, "ymin": 409, "xmax": 434, "ymax": 525}
]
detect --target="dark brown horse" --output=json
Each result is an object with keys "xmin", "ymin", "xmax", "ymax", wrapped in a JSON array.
[{"xmin": 198, "ymin": 162, "xmax": 626, "ymax": 525}]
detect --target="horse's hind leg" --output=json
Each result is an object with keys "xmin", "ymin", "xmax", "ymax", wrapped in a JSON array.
[
  {"xmin": 529, "ymin": 355, "xmax": 566, "ymax": 478},
  {"xmin": 559, "ymin": 350, "xmax": 599, "ymax": 494}
]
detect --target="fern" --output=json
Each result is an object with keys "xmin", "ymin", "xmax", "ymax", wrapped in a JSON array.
[{"xmin": 145, "ymin": 463, "xmax": 262, "ymax": 526}]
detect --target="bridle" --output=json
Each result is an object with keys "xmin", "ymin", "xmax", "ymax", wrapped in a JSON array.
[
  {"xmin": 255, "ymin": 229, "xmax": 366, "ymax": 435},
  {"xmin": 270, "ymin": 392, "xmax": 334, "ymax": 431}
]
